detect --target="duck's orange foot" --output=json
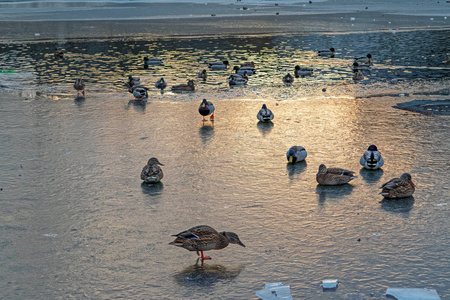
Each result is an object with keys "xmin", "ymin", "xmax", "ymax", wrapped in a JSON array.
[
  {"xmin": 210, "ymin": 113, "xmax": 214, "ymax": 121},
  {"xmin": 82, "ymin": 90, "xmax": 85, "ymax": 96}
]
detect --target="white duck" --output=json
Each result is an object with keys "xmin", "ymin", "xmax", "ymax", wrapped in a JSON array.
[{"xmin": 360, "ymin": 145, "xmax": 384, "ymax": 170}]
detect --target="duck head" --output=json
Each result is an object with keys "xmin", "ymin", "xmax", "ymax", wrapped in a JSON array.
[
  {"xmin": 368, "ymin": 145, "xmax": 378, "ymax": 151},
  {"xmin": 400, "ymin": 173, "xmax": 415, "ymax": 187},
  {"xmin": 233, "ymin": 66, "xmax": 240, "ymax": 72},
  {"xmin": 330, "ymin": 48, "xmax": 335, "ymax": 53},
  {"xmin": 367, "ymin": 53, "xmax": 372, "ymax": 59},
  {"xmin": 287, "ymin": 149, "xmax": 296, "ymax": 163},
  {"xmin": 148, "ymin": 157, "xmax": 164, "ymax": 166},
  {"xmin": 295, "ymin": 65, "xmax": 300, "ymax": 70},
  {"xmin": 261, "ymin": 104, "xmax": 267, "ymax": 110},
  {"xmin": 222, "ymin": 232, "xmax": 245, "ymax": 247},
  {"xmin": 318, "ymin": 164, "xmax": 327, "ymax": 174}
]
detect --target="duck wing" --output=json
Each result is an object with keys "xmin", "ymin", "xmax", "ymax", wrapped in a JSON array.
[{"xmin": 327, "ymin": 167, "xmax": 355, "ymax": 176}]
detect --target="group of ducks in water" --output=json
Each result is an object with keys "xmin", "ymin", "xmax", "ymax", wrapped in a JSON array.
[{"xmin": 71, "ymin": 47, "xmax": 372, "ymax": 102}]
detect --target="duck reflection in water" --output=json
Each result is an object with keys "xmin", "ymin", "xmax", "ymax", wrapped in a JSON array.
[
  {"xmin": 359, "ymin": 168, "xmax": 384, "ymax": 184},
  {"xmin": 141, "ymin": 182, "xmax": 164, "ymax": 196},
  {"xmin": 286, "ymin": 161, "xmax": 307, "ymax": 179},
  {"xmin": 199, "ymin": 124, "xmax": 214, "ymax": 145},
  {"xmin": 174, "ymin": 263, "xmax": 245, "ymax": 287},
  {"xmin": 316, "ymin": 184, "xmax": 354, "ymax": 205},
  {"xmin": 256, "ymin": 121, "xmax": 274, "ymax": 136},
  {"xmin": 380, "ymin": 196, "xmax": 415, "ymax": 215}
]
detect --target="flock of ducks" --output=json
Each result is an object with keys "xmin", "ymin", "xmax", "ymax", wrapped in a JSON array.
[{"xmin": 69, "ymin": 48, "xmax": 412, "ymax": 262}]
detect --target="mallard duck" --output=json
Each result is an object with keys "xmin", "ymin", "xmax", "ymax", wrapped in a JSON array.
[
  {"xmin": 282, "ymin": 73, "xmax": 294, "ymax": 85},
  {"xmin": 54, "ymin": 48, "xmax": 64, "ymax": 58},
  {"xmin": 199, "ymin": 99, "xmax": 215, "ymax": 121},
  {"xmin": 353, "ymin": 70, "xmax": 364, "ymax": 81},
  {"xmin": 197, "ymin": 69, "xmax": 207, "ymax": 80},
  {"xmin": 286, "ymin": 146, "xmax": 307, "ymax": 163},
  {"xmin": 318, "ymin": 48, "xmax": 335, "ymax": 57},
  {"xmin": 125, "ymin": 75, "xmax": 141, "ymax": 89},
  {"xmin": 209, "ymin": 60, "xmax": 229, "ymax": 70},
  {"xmin": 233, "ymin": 66, "xmax": 255, "ymax": 75},
  {"xmin": 169, "ymin": 225, "xmax": 245, "ymax": 260},
  {"xmin": 379, "ymin": 173, "xmax": 415, "ymax": 198},
  {"xmin": 73, "ymin": 78, "xmax": 85, "ymax": 96},
  {"xmin": 131, "ymin": 86, "xmax": 149, "ymax": 101},
  {"xmin": 257, "ymin": 104, "xmax": 274, "ymax": 122},
  {"xmin": 294, "ymin": 65, "xmax": 313, "ymax": 77},
  {"xmin": 352, "ymin": 62, "xmax": 371, "ymax": 71},
  {"xmin": 154, "ymin": 77, "xmax": 167, "ymax": 90},
  {"xmin": 241, "ymin": 61, "xmax": 255, "ymax": 68},
  {"xmin": 141, "ymin": 157, "xmax": 164, "ymax": 183},
  {"xmin": 360, "ymin": 145, "xmax": 384, "ymax": 170},
  {"xmin": 144, "ymin": 57, "xmax": 163, "ymax": 68},
  {"xmin": 316, "ymin": 164, "xmax": 357, "ymax": 185},
  {"xmin": 354, "ymin": 53, "xmax": 373, "ymax": 66},
  {"xmin": 228, "ymin": 74, "xmax": 248, "ymax": 86},
  {"xmin": 171, "ymin": 80, "xmax": 195, "ymax": 92}
]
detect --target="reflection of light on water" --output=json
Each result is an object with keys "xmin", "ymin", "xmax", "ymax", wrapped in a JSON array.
[{"xmin": 174, "ymin": 263, "xmax": 245, "ymax": 287}]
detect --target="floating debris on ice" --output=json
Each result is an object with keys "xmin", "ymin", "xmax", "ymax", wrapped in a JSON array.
[
  {"xmin": 322, "ymin": 279, "xmax": 339, "ymax": 289},
  {"xmin": 42, "ymin": 233, "xmax": 57, "ymax": 238},
  {"xmin": 435, "ymin": 203, "xmax": 447, "ymax": 207},
  {"xmin": 386, "ymin": 287, "xmax": 441, "ymax": 300},
  {"xmin": 256, "ymin": 282, "xmax": 293, "ymax": 300}
]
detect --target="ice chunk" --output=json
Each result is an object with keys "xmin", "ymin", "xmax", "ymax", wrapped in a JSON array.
[
  {"xmin": 386, "ymin": 288, "xmax": 441, "ymax": 300},
  {"xmin": 322, "ymin": 279, "xmax": 339, "ymax": 289},
  {"xmin": 256, "ymin": 282, "xmax": 293, "ymax": 300}
]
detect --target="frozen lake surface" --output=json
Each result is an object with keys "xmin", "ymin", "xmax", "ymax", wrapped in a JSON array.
[{"xmin": 0, "ymin": 26, "xmax": 449, "ymax": 299}]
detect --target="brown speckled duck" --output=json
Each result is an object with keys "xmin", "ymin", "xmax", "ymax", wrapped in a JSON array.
[
  {"xmin": 379, "ymin": 173, "xmax": 415, "ymax": 198},
  {"xmin": 140, "ymin": 157, "xmax": 164, "ymax": 183},
  {"xmin": 169, "ymin": 225, "xmax": 245, "ymax": 260},
  {"xmin": 171, "ymin": 80, "xmax": 195, "ymax": 92},
  {"xmin": 316, "ymin": 164, "xmax": 357, "ymax": 185}
]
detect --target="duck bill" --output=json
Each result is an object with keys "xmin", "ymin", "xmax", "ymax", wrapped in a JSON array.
[
  {"xmin": 238, "ymin": 241, "xmax": 246, "ymax": 247},
  {"xmin": 410, "ymin": 180, "xmax": 415, "ymax": 187},
  {"xmin": 288, "ymin": 156, "xmax": 293, "ymax": 163}
]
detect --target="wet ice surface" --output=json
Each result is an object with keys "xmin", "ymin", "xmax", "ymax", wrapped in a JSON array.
[{"xmin": 0, "ymin": 29, "xmax": 449, "ymax": 299}]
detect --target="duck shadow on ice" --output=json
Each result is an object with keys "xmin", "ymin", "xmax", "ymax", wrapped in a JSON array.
[
  {"xmin": 199, "ymin": 124, "xmax": 215, "ymax": 145},
  {"xmin": 173, "ymin": 263, "xmax": 244, "ymax": 287},
  {"xmin": 359, "ymin": 168, "xmax": 384, "ymax": 184},
  {"xmin": 126, "ymin": 100, "xmax": 147, "ymax": 113},
  {"xmin": 286, "ymin": 161, "xmax": 307, "ymax": 179},
  {"xmin": 141, "ymin": 182, "xmax": 164, "ymax": 196},
  {"xmin": 380, "ymin": 196, "xmax": 415, "ymax": 214},
  {"xmin": 74, "ymin": 95, "xmax": 85, "ymax": 107},
  {"xmin": 316, "ymin": 184, "xmax": 355, "ymax": 204},
  {"xmin": 257, "ymin": 121, "xmax": 274, "ymax": 136}
]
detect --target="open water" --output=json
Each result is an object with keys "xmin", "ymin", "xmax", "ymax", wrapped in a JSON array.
[{"xmin": 0, "ymin": 26, "xmax": 449, "ymax": 299}]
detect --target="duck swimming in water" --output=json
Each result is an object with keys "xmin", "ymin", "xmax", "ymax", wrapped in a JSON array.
[
  {"xmin": 197, "ymin": 69, "xmax": 207, "ymax": 80},
  {"xmin": 155, "ymin": 77, "xmax": 167, "ymax": 90},
  {"xmin": 209, "ymin": 61, "xmax": 229, "ymax": 70},
  {"xmin": 125, "ymin": 75, "xmax": 141, "ymax": 89},
  {"xmin": 171, "ymin": 80, "xmax": 195, "ymax": 92},
  {"xmin": 169, "ymin": 225, "xmax": 245, "ymax": 261},
  {"xmin": 318, "ymin": 48, "xmax": 335, "ymax": 57},
  {"xmin": 282, "ymin": 73, "xmax": 294, "ymax": 86},
  {"xmin": 294, "ymin": 65, "xmax": 313, "ymax": 77}
]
